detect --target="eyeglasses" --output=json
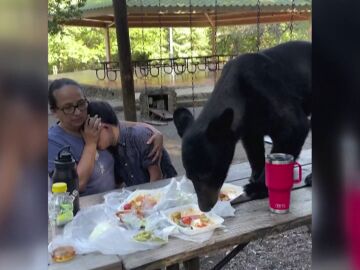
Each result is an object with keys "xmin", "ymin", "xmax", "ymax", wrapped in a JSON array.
[{"xmin": 58, "ymin": 99, "xmax": 88, "ymax": 115}]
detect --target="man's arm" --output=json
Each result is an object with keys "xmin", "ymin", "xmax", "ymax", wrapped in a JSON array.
[
  {"xmin": 120, "ymin": 121, "xmax": 163, "ymax": 161},
  {"xmin": 148, "ymin": 164, "xmax": 162, "ymax": 182},
  {"xmin": 132, "ymin": 126, "xmax": 164, "ymax": 182}
]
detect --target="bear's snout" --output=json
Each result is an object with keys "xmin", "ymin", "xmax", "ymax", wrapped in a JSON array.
[
  {"xmin": 198, "ymin": 199, "xmax": 217, "ymax": 212},
  {"xmin": 193, "ymin": 183, "xmax": 219, "ymax": 212}
]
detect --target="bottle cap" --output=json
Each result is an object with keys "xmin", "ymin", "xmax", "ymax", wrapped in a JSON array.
[
  {"xmin": 52, "ymin": 182, "xmax": 67, "ymax": 193},
  {"xmin": 54, "ymin": 146, "xmax": 75, "ymax": 166}
]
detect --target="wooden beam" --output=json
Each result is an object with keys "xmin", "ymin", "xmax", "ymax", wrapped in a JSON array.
[
  {"xmin": 104, "ymin": 27, "xmax": 111, "ymax": 62},
  {"xmin": 126, "ymin": 15, "xmax": 309, "ymax": 28},
  {"xmin": 61, "ymin": 11, "xmax": 311, "ymax": 28},
  {"xmin": 85, "ymin": 10, "xmax": 310, "ymax": 22},
  {"xmin": 112, "ymin": 0, "xmax": 137, "ymax": 121},
  {"xmin": 82, "ymin": 13, "xmax": 311, "ymax": 27},
  {"xmin": 81, "ymin": 18, "xmax": 113, "ymax": 24},
  {"xmin": 204, "ymin": 12, "xmax": 214, "ymax": 27},
  {"xmin": 61, "ymin": 20, "xmax": 108, "ymax": 28},
  {"xmin": 81, "ymin": 5, "xmax": 311, "ymax": 18}
]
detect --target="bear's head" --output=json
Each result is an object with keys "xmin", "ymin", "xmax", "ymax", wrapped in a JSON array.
[{"xmin": 173, "ymin": 107, "xmax": 236, "ymax": 212}]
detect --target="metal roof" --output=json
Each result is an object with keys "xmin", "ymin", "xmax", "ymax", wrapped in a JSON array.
[
  {"xmin": 83, "ymin": 0, "xmax": 311, "ymax": 11},
  {"xmin": 59, "ymin": 0, "xmax": 311, "ymax": 28}
]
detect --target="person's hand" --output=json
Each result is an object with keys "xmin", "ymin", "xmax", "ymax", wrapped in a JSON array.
[
  {"xmin": 147, "ymin": 130, "xmax": 163, "ymax": 162},
  {"xmin": 81, "ymin": 115, "xmax": 101, "ymax": 147}
]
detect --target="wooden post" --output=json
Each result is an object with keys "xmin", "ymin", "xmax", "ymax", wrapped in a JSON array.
[
  {"xmin": 204, "ymin": 13, "xmax": 216, "ymax": 56},
  {"xmin": 211, "ymin": 25, "xmax": 217, "ymax": 84},
  {"xmin": 104, "ymin": 27, "xmax": 111, "ymax": 62},
  {"xmin": 112, "ymin": 0, "xmax": 137, "ymax": 121},
  {"xmin": 169, "ymin": 27, "xmax": 174, "ymax": 58},
  {"xmin": 211, "ymin": 26, "xmax": 216, "ymax": 56}
]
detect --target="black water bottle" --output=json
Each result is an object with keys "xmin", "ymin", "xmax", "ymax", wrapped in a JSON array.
[{"xmin": 52, "ymin": 146, "xmax": 80, "ymax": 215}]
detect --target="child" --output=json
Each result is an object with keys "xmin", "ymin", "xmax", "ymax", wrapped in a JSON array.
[{"xmin": 88, "ymin": 101, "xmax": 177, "ymax": 186}]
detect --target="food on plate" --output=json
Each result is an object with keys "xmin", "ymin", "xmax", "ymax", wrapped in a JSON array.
[
  {"xmin": 219, "ymin": 192, "xmax": 230, "ymax": 201},
  {"xmin": 218, "ymin": 184, "xmax": 243, "ymax": 201},
  {"xmin": 122, "ymin": 194, "xmax": 158, "ymax": 211},
  {"xmin": 133, "ymin": 230, "xmax": 165, "ymax": 242},
  {"xmin": 115, "ymin": 210, "xmax": 146, "ymax": 229},
  {"xmin": 52, "ymin": 246, "xmax": 76, "ymax": 263},
  {"xmin": 116, "ymin": 193, "xmax": 159, "ymax": 222},
  {"xmin": 116, "ymin": 209, "xmax": 144, "ymax": 220},
  {"xmin": 170, "ymin": 208, "xmax": 212, "ymax": 229}
]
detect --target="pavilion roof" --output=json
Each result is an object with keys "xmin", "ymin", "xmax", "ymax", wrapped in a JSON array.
[{"xmin": 60, "ymin": 0, "xmax": 311, "ymax": 28}]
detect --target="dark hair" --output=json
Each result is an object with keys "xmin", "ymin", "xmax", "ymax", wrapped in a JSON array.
[
  {"xmin": 87, "ymin": 101, "xmax": 119, "ymax": 126},
  {"xmin": 87, "ymin": 101, "xmax": 123, "ymax": 186},
  {"xmin": 48, "ymin": 78, "xmax": 82, "ymax": 110}
]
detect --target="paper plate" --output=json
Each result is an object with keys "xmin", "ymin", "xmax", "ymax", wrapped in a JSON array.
[
  {"xmin": 219, "ymin": 183, "xmax": 244, "ymax": 202},
  {"xmin": 162, "ymin": 204, "xmax": 224, "ymax": 236}
]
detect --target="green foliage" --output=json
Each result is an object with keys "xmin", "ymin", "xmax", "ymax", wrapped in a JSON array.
[
  {"xmin": 48, "ymin": 0, "xmax": 87, "ymax": 35},
  {"xmin": 48, "ymin": 21, "xmax": 311, "ymax": 74},
  {"xmin": 48, "ymin": 27, "xmax": 106, "ymax": 74},
  {"xmin": 172, "ymin": 28, "xmax": 212, "ymax": 57},
  {"xmin": 129, "ymin": 28, "xmax": 169, "ymax": 59},
  {"xmin": 216, "ymin": 22, "xmax": 310, "ymax": 54}
]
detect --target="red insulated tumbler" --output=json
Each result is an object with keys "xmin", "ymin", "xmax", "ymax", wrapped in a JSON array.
[
  {"xmin": 265, "ymin": 153, "xmax": 302, "ymax": 214},
  {"xmin": 344, "ymin": 183, "xmax": 360, "ymax": 270}
]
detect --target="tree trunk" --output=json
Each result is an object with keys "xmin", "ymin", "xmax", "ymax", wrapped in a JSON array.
[{"xmin": 112, "ymin": 0, "xmax": 137, "ymax": 121}]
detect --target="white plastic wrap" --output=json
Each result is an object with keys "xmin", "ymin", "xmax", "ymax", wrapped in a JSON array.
[{"xmin": 48, "ymin": 178, "xmax": 238, "ymax": 257}]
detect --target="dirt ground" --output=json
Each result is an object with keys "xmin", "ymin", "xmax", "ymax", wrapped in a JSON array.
[{"xmin": 197, "ymin": 226, "xmax": 312, "ymax": 270}]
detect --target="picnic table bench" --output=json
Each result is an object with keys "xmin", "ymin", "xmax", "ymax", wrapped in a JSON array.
[
  {"xmin": 92, "ymin": 55, "xmax": 238, "ymax": 81},
  {"xmin": 93, "ymin": 61, "xmax": 121, "ymax": 81},
  {"xmin": 49, "ymin": 149, "xmax": 312, "ymax": 270}
]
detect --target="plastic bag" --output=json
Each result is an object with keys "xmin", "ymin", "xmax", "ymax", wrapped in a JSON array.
[
  {"xmin": 48, "ymin": 204, "xmax": 168, "ymax": 257},
  {"xmin": 48, "ymin": 178, "xmax": 235, "ymax": 258},
  {"xmin": 177, "ymin": 176, "xmax": 196, "ymax": 194},
  {"xmin": 103, "ymin": 189, "xmax": 132, "ymax": 212},
  {"xmin": 211, "ymin": 201, "xmax": 236, "ymax": 217}
]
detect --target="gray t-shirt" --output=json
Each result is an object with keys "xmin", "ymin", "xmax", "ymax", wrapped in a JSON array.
[
  {"xmin": 114, "ymin": 125, "xmax": 177, "ymax": 186},
  {"xmin": 48, "ymin": 124, "xmax": 116, "ymax": 196}
]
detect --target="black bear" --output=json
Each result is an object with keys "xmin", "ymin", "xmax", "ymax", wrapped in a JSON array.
[{"xmin": 173, "ymin": 41, "xmax": 311, "ymax": 212}]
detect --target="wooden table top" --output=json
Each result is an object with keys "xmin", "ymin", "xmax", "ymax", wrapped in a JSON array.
[{"xmin": 49, "ymin": 149, "xmax": 312, "ymax": 270}]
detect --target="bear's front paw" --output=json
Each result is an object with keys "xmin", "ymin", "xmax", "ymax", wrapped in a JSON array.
[{"xmin": 244, "ymin": 182, "xmax": 268, "ymax": 200}]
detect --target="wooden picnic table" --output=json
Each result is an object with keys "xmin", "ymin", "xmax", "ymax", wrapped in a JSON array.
[{"xmin": 49, "ymin": 149, "xmax": 312, "ymax": 270}]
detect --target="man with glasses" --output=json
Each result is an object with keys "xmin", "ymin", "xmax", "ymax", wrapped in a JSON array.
[{"xmin": 48, "ymin": 78, "xmax": 164, "ymax": 196}]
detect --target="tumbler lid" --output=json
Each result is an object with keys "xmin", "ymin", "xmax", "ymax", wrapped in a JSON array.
[{"xmin": 266, "ymin": 153, "xmax": 294, "ymax": 164}]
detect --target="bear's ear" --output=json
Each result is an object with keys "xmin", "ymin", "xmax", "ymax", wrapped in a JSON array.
[
  {"xmin": 173, "ymin": 107, "xmax": 194, "ymax": 138},
  {"xmin": 206, "ymin": 108, "xmax": 234, "ymax": 141}
]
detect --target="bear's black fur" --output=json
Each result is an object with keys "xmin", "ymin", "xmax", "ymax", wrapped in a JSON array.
[{"xmin": 174, "ymin": 41, "xmax": 311, "ymax": 212}]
